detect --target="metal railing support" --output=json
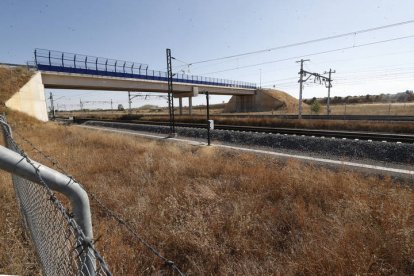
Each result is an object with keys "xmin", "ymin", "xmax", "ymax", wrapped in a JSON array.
[{"xmin": 0, "ymin": 144, "xmax": 96, "ymax": 275}]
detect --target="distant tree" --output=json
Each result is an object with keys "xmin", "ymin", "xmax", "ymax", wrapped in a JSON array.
[
  {"xmin": 332, "ymin": 96, "xmax": 342, "ymax": 104},
  {"xmin": 310, "ymin": 101, "xmax": 321, "ymax": 114},
  {"xmin": 397, "ymin": 93, "xmax": 407, "ymax": 102},
  {"xmin": 118, "ymin": 104, "xmax": 125, "ymax": 111}
]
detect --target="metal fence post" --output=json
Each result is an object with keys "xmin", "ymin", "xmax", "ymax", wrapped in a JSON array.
[
  {"xmin": 0, "ymin": 117, "xmax": 107, "ymax": 275},
  {"xmin": 0, "ymin": 145, "xmax": 96, "ymax": 275}
]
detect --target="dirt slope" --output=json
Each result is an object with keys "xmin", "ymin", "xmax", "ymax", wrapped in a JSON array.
[
  {"xmin": 259, "ymin": 88, "xmax": 300, "ymax": 112},
  {"xmin": 224, "ymin": 88, "xmax": 305, "ymax": 113}
]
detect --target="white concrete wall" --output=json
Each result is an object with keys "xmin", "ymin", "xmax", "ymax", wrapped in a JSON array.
[{"xmin": 5, "ymin": 72, "xmax": 48, "ymax": 121}]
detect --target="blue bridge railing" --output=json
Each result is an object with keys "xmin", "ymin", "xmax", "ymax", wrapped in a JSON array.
[{"xmin": 34, "ymin": 49, "xmax": 257, "ymax": 89}]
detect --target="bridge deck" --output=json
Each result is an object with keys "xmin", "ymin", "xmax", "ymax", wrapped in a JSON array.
[
  {"xmin": 41, "ymin": 71, "xmax": 256, "ymax": 95},
  {"xmin": 35, "ymin": 49, "xmax": 257, "ymax": 91}
]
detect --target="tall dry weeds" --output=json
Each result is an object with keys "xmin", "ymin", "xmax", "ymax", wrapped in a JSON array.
[
  {"xmin": 1, "ymin": 110, "xmax": 413, "ymax": 275},
  {"xmin": 141, "ymin": 115, "xmax": 414, "ymax": 134},
  {"xmin": 0, "ymin": 134, "xmax": 40, "ymax": 275}
]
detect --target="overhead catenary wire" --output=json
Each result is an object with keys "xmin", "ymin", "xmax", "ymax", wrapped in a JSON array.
[
  {"xmin": 261, "ymin": 69, "xmax": 414, "ymax": 89},
  {"xmin": 237, "ymin": 50, "xmax": 414, "ymax": 82},
  {"xmin": 262, "ymin": 64, "xmax": 414, "ymax": 87},
  {"xmin": 178, "ymin": 46, "xmax": 414, "ymax": 78},
  {"xmin": 199, "ymin": 34, "xmax": 414, "ymax": 75},
  {"xmin": 174, "ymin": 19, "xmax": 414, "ymax": 67},
  {"xmin": 263, "ymin": 69, "xmax": 414, "ymax": 86}
]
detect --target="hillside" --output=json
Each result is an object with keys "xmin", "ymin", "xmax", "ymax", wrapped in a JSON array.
[
  {"xmin": 224, "ymin": 88, "xmax": 303, "ymax": 113},
  {"xmin": 260, "ymin": 88, "xmax": 300, "ymax": 112}
]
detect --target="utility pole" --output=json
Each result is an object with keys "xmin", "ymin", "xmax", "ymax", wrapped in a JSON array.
[
  {"xmin": 49, "ymin": 92, "xmax": 55, "ymax": 119},
  {"xmin": 206, "ymin": 91, "xmax": 211, "ymax": 146},
  {"xmin": 259, "ymin": 69, "xmax": 262, "ymax": 89},
  {"xmin": 166, "ymin": 48, "xmax": 176, "ymax": 136},
  {"xmin": 344, "ymin": 98, "xmax": 347, "ymax": 115},
  {"xmin": 324, "ymin": 68, "xmax": 336, "ymax": 116},
  {"xmin": 128, "ymin": 92, "xmax": 146, "ymax": 114},
  {"xmin": 110, "ymin": 99, "xmax": 113, "ymax": 110},
  {"xmin": 128, "ymin": 91, "xmax": 132, "ymax": 114},
  {"xmin": 79, "ymin": 99, "xmax": 83, "ymax": 112},
  {"xmin": 296, "ymin": 59, "xmax": 310, "ymax": 119}
]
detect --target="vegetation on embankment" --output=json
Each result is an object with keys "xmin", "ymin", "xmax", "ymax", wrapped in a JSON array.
[
  {"xmin": 304, "ymin": 90, "xmax": 414, "ymax": 105},
  {"xmin": 1, "ymin": 110, "xmax": 413, "ymax": 275},
  {"xmin": 0, "ymin": 66, "xmax": 34, "ymax": 113},
  {"xmin": 71, "ymin": 112, "xmax": 414, "ymax": 134},
  {"xmin": 160, "ymin": 115, "xmax": 414, "ymax": 134}
]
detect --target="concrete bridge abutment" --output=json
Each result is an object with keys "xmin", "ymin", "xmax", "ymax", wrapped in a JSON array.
[{"xmin": 5, "ymin": 72, "xmax": 48, "ymax": 121}]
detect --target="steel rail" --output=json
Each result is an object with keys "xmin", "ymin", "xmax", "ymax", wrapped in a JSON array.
[
  {"xmin": 106, "ymin": 114, "xmax": 414, "ymax": 122},
  {"xmin": 72, "ymin": 118, "xmax": 414, "ymax": 143}
]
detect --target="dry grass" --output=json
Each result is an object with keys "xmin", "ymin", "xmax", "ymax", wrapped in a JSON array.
[
  {"xmin": 226, "ymin": 102, "xmax": 414, "ymax": 116},
  {"xmin": 0, "ymin": 66, "xmax": 39, "ymax": 275},
  {"xmin": 64, "ymin": 109, "xmax": 414, "ymax": 135},
  {"xmin": 1, "ymin": 110, "xmax": 413, "ymax": 275},
  {"xmin": 0, "ymin": 68, "xmax": 413, "ymax": 274},
  {"xmin": 58, "ymin": 104, "xmax": 224, "ymax": 118},
  {"xmin": 0, "ymin": 134, "xmax": 40, "ymax": 275},
  {"xmin": 326, "ymin": 102, "xmax": 414, "ymax": 116},
  {"xmin": 60, "ymin": 101, "xmax": 414, "ymax": 118},
  {"xmin": 0, "ymin": 67, "xmax": 34, "ymax": 113},
  {"xmin": 130, "ymin": 115, "xmax": 414, "ymax": 134}
]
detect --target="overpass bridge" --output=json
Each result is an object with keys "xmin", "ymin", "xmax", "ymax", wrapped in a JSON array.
[
  {"xmin": 5, "ymin": 49, "xmax": 261, "ymax": 121},
  {"xmin": 35, "ymin": 49, "xmax": 257, "ymax": 96}
]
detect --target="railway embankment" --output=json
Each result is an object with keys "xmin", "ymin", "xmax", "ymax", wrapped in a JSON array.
[{"xmin": 82, "ymin": 120, "xmax": 414, "ymax": 165}]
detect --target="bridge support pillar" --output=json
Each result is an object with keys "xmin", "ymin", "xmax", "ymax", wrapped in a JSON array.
[
  {"xmin": 179, "ymin": 97, "xmax": 183, "ymax": 115},
  {"xmin": 189, "ymin": 97, "xmax": 192, "ymax": 115}
]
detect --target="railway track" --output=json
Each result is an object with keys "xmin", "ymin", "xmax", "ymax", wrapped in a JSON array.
[
  {"xmin": 72, "ymin": 118, "xmax": 414, "ymax": 143},
  {"xmin": 217, "ymin": 114, "xmax": 414, "ymax": 121},
  {"xmin": 123, "ymin": 114, "xmax": 414, "ymax": 121}
]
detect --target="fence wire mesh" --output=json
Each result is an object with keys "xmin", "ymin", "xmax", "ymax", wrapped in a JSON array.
[
  {"xmin": 12, "ymin": 126, "xmax": 186, "ymax": 276},
  {"xmin": 0, "ymin": 116, "xmax": 111, "ymax": 276}
]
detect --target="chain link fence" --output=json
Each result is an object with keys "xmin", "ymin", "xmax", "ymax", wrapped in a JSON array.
[{"xmin": 0, "ymin": 116, "xmax": 111, "ymax": 276}]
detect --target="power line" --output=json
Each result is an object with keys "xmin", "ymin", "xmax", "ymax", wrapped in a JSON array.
[
  {"xmin": 308, "ymin": 49, "xmax": 414, "ymax": 67},
  {"xmin": 239, "ymin": 49, "xmax": 414, "ymax": 80},
  {"xmin": 200, "ymin": 34, "xmax": 414, "ymax": 75},
  {"xmin": 262, "ymin": 68, "xmax": 414, "ymax": 90},
  {"xmin": 177, "ymin": 19, "xmax": 414, "ymax": 67},
  {"xmin": 171, "ymin": 57, "xmax": 190, "ymax": 65},
  {"xmin": 262, "ymin": 68, "xmax": 414, "ymax": 86},
  {"xmin": 55, "ymin": 90, "xmax": 117, "ymax": 98}
]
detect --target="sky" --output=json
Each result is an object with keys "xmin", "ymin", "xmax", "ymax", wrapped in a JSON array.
[{"xmin": 1, "ymin": 0, "xmax": 413, "ymax": 110}]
